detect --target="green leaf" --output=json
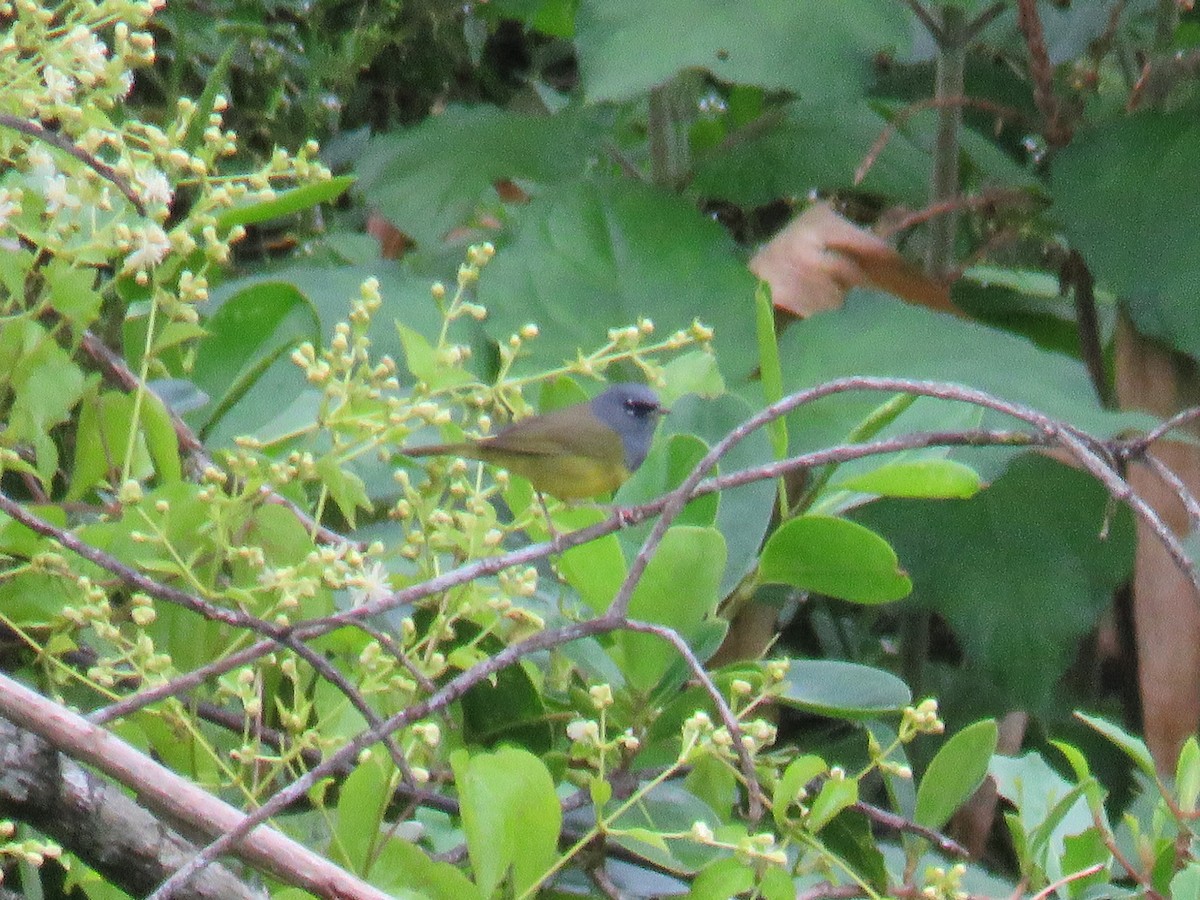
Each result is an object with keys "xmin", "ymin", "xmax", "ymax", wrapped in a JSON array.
[
  {"xmin": 575, "ymin": 0, "xmax": 908, "ymax": 102},
  {"xmin": 760, "ymin": 515, "xmax": 912, "ymax": 604},
  {"xmin": 690, "ymin": 859, "xmax": 756, "ymax": 900},
  {"xmin": 369, "ymin": 839, "xmax": 482, "ymax": 900},
  {"xmin": 773, "ymin": 755, "xmax": 827, "ymax": 828},
  {"xmin": 335, "ymin": 753, "xmax": 394, "ymax": 872},
  {"xmin": 451, "ymin": 747, "xmax": 561, "ymax": 897},
  {"xmin": 694, "ymin": 102, "xmax": 929, "ymax": 206},
  {"xmin": 755, "ymin": 281, "xmax": 786, "ymax": 460},
  {"xmin": 1053, "ymin": 113, "xmax": 1200, "ymax": 358},
  {"xmin": 1171, "ymin": 863, "xmax": 1200, "ymax": 899},
  {"xmin": 45, "ymin": 258, "xmax": 103, "ymax": 331},
  {"xmin": 0, "ymin": 318, "xmax": 85, "ymax": 478},
  {"xmin": 355, "ymin": 105, "xmax": 603, "ymax": 246},
  {"xmin": 190, "ymin": 280, "xmax": 320, "ymax": 435},
  {"xmin": 990, "ymin": 752, "xmax": 1093, "ymax": 863},
  {"xmin": 915, "ymin": 719, "xmax": 998, "ymax": 831},
  {"xmin": 215, "ymin": 175, "xmax": 355, "ymax": 229},
  {"xmin": 396, "ymin": 322, "xmax": 473, "ymax": 389},
  {"xmin": 778, "ymin": 291, "xmax": 1148, "ymax": 452},
  {"xmin": 837, "ymin": 459, "xmax": 982, "ymax": 500},
  {"xmin": 315, "ymin": 457, "xmax": 371, "ymax": 528},
  {"xmin": 1178, "ymin": 737, "xmax": 1200, "ymax": 815},
  {"xmin": 777, "ymin": 659, "xmax": 911, "ymax": 720},
  {"xmin": 479, "ymin": 177, "xmax": 759, "ymax": 379},
  {"xmin": 609, "ymin": 782, "xmax": 721, "ymax": 874},
  {"xmin": 857, "ymin": 455, "xmax": 1135, "ymax": 711},
  {"xmin": 1075, "ymin": 711, "xmax": 1157, "ymax": 780},
  {"xmin": 140, "ymin": 389, "xmax": 182, "ymax": 485},
  {"xmin": 616, "ymin": 526, "xmax": 726, "ymax": 691},
  {"xmin": 807, "ymin": 775, "xmax": 858, "ymax": 832}
]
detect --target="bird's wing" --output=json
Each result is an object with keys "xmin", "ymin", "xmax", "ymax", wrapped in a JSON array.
[{"xmin": 480, "ymin": 405, "xmax": 625, "ymax": 461}]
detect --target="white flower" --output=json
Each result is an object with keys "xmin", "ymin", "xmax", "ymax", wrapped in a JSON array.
[
  {"xmin": 0, "ymin": 189, "xmax": 20, "ymax": 229},
  {"xmin": 66, "ymin": 26, "xmax": 109, "ymax": 77},
  {"xmin": 125, "ymin": 224, "xmax": 171, "ymax": 270},
  {"xmin": 26, "ymin": 147, "xmax": 56, "ymax": 192},
  {"xmin": 137, "ymin": 170, "xmax": 173, "ymax": 207},
  {"xmin": 43, "ymin": 66, "xmax": 75, "ymax": 104},
  {"xmin": 349, "ymin": 562, "xmax": 391, "ymax": 607},
  {"xmin": 43, "ymin": 174, "xmax": 81, "ymax": 214}
]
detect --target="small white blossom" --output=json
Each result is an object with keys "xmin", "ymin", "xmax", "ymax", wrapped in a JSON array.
[
  {"xmin": 349, "ymin": 562, "xmax": 391, "ymax": 607},
  {"xmin": 43, "ymin": 66, "xmax": 75, "ymax": 104},
  {"xmin": 43, "ymin": 174, "xmax": 82, "ymax": 214},
  {"xmin": 137, "ymin": 170, "xmax": 173, "ymax": 207},
  {"xmin": 67, "ymin": 26, "xmax": 108, "ymax": 77},
  {"xmin": 0, "ymin": 189, "xmax": 19, "ymax": 229},
  {"xmin": 125, "ymin": 224, "xmax": 171, "ymax": 270}
]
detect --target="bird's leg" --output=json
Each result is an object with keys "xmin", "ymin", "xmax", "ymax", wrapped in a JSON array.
[{"xmin": 535, "ymin": 491, "xmax": 562, "ymax": 542}]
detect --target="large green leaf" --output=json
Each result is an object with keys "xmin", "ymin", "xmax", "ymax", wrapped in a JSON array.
[
  {"xmin": 355, "ymin": 105, "xmax": 605, "ymax": 246},
  {"xmin": 451, "ymin": 747, "xmax": 561, "ymax": 898},
  {"xmin": 693, "ymin": 102, "xmax": 930, "ymax": 206},
  {"xmin": 760, "ymin": 515, "xmax": 912, "ymax": 604},
  {"xmin": 778, "ymin": 291, "xmax": 1147, "ymax": 457},
  {"xmin": 479, "ymin": 177, "xmax": 758, "ymax": 379},
  {"xmin": 857, "ymin": 455, "xmax": 1134, "ymax": 711},
  {"xmin": 1052, "ymin": 112, "xmax": 1200, "ymax": 358},
  {"xmin": 575, "ymin": 0, "xmax": 908, "ymax": 103},
  {"xmin": 617, "ymin": 525, "xmax": 726, "ymax": 692},
  {"xmin": 190, "ymin": 280, "xmax": 320, "ymax": 435},
  {"xmin": 915, "ymin": 719, "xmax": 998, "ymax": 831},
  {"xmin": 778, "ymin": 659, "xmax": 912, "ymax": 720}
]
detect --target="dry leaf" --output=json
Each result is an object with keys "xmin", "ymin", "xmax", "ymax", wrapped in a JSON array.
[{"xmin": 749, "ymin": 202, "xmax": 957, "ymax": 317}]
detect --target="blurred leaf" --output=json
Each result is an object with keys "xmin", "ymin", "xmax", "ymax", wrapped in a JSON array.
[
  {"xmin": 778, "ymin": 291, "xmax": 1148, "ymax": 456},
  {"xmin": 690, "ymin": 859, "xmax": 755, "ymax": 900},
  {"xmin": 774, "ymin": 755, "xmax": 827, "ymax": 827},
  {"xmin": 335, "ymin": 753, "xmax": 393, "ymax": 871},
  {"xmin": 858, "ymin": 455, "xmax": 1134, "ymax": 711},
  {"xmin": 617, "ymin": 525, "xmax": 726, "ymax": 691},
  {"xmin": 451, "ymin": 747, "xmax": 561, "ymax": 898},
  {"xmin": 915, "ymin": 719, "xmax": 998, "ymax": 831},
  {"xmin": 190, "ymin": 280, "xmax": 320, "ymax": 435},
  {"xmin": 575, "ymin": 0, "xmax": 908, "ymax": 102},
  {"xmin": 315, "ymin": 456, "xmax": 371, "ymax": 527},
  {"xmin": 837, "ymin": 459, "xmax": 982, "ymax": 500},
  {"xmin": 215, "ymin": 175, "xmax": 355, "ymax": 228},
  {"xmin": 990, "ymin": 752, "xmax": 1093, "ymax": 864},
  {"xmin": 45, "ymin": 258, "xmax": 103, "ymax": 331},
  {"xmin": 0, "ymin": 318, "xmax": 85, "ymax": 478},
  {"xmin": 808, "ymin": 775, "xmax": 858, "ymax": 832},
  {"xmin": 1075, "ymin": 712, "xmax": 1157, "ymax": 780},
  {"xmin": 755, "ymin": 281, "xmax": 787, "ymax": 460},
  {"xmin": 479, "ymin": 177, "xmax": 758, "ymax": 380},
  {"xmin": 695, "ymin": 103, "xmax": 929, "ymax": 207},
  {"xmin": 610, "ymin": 782, "xmax": 721, "ymax": 874},
  {"xmin": 1053, "ymin": 112, "xmax": 1200, "ymax": 358},
  {"xmin": 778, "ymin": 659, "xmax": 912, "ymax": 719},
  {"xmin": 760, "ymin": 515, "xmax": 912, "ymax": 604},
  {"xmin": 1178, "ymin": 738, "xmax": 1200, "ymax": 815},
  {"xmin": 396, "ymin": 323, "xmax": 473, "ymax": 389},
  {"xmin": 355, "ymin": 105, "xmax": 604, "ymax": 246}
]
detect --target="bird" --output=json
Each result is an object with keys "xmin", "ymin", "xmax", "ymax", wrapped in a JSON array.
[{"xmin": 405, "ymin": 383, "xmax": 666, "ymax": 500}]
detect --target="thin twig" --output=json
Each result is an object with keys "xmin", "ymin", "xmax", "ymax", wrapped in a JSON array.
[{"xmin": 0, "ymin": 113, "xmax": 147, "ymax": 216}]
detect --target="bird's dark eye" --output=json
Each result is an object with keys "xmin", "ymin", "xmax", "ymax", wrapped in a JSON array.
[{"xmin": 625, "ymin": 398, "xmax": 661, "ymax": 418}]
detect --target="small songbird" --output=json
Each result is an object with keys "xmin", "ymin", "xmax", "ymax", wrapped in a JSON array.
[{"xmin": 405, "ymin": 383, "xmax": 666, "ymax": 500}]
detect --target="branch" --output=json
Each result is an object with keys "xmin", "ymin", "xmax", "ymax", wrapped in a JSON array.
[
  {"xmin": 0, "ymin": 113, "xmax": 147, "ymax": 216},
  {"xmin": 0, "ymin": 672, "xmax": 391, "ymax": 900},
  {"xmin": 0, "ymin": 718, "xmax": 256, "ymax": 900}
]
